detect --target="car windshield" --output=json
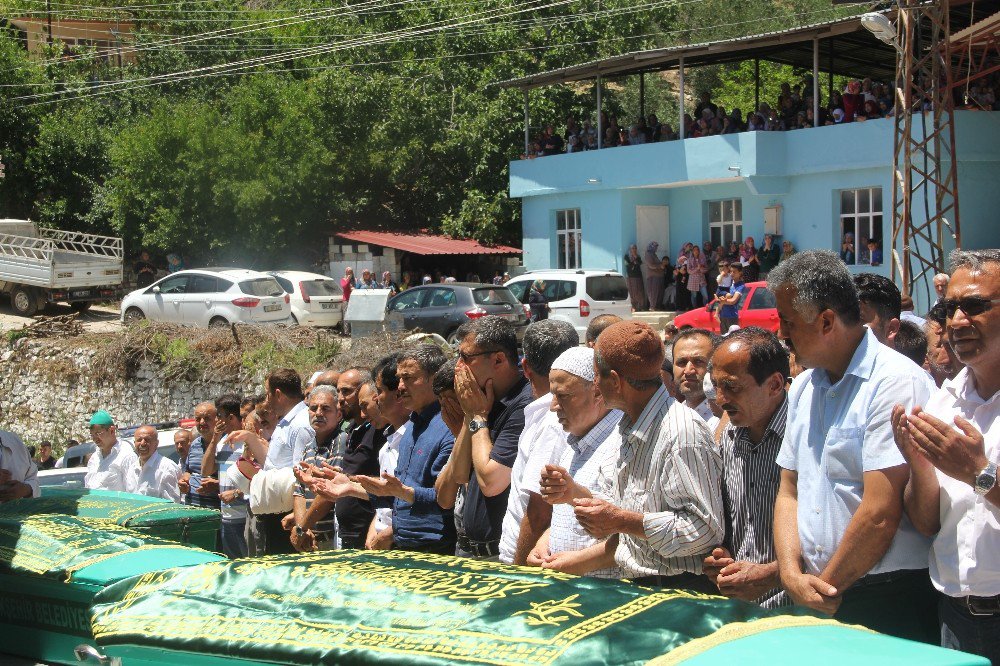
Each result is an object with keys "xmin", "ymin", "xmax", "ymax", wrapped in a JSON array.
[
  {"xmin": 239, "ymin": 278, "xmax": 284, "ymax": 297},
  {"xmin": 586, "ymin": 275, "xmax": 629, "ymax": 301},
  {"xmin": 473, "ymin": 288, "xmax": 519, "ymax": 306},
  {"xmin": 302, "ymin": 279, "xmax": 343, "ymax": 297}
]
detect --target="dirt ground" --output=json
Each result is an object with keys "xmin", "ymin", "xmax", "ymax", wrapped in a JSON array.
[{"xmin": 0, "ymin": 301, "xmax": 122, "ymax": 334}]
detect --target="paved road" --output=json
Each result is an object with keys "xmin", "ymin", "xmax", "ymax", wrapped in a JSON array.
[{"xmin": 0, "ymin": 301, "xmax": 121, "ymax": 334}]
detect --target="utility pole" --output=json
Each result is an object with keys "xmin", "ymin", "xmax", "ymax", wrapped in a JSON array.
[{"xmin": 46, "ymin": 0, "xmax": 53, "ymax": 44}]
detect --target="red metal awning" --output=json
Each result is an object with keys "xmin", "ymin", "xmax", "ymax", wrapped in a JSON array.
[{"xmin": 335, "ymin": 230, "xmax": 521, "ymax": 256}]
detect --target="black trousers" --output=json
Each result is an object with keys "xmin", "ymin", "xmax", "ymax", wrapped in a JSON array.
[{"xmin": 630, "ymin": 571, "xmax": 718, "ymax": 595}]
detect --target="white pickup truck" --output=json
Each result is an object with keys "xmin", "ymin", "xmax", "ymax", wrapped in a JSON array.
[{"xmin": 0, "ymin": 219, "xmax": 123, "ymax": 316}]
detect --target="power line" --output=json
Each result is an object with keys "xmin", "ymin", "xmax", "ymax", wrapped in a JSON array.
[
  {"xmin": 10, "ymin": 0, "xmax": 582, "ymax": 104},
  {"xmin": 7, "ymin": 4, "xmax": 865, "ymax": 104}
]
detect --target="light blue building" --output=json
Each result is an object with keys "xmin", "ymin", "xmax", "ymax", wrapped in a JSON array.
[{"xmin": 505, "ymin": 15, "xmax": 1000, "ymax": 310}]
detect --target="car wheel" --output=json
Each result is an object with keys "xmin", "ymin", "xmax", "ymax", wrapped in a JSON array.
[
  {"xmin": 291, "ymin": 314, "xmax": 300, "ymax": 326},
  {"xmin": 11, "ymin": 286, "xmax": 39, "ymax": 317},
  {"xmin": 70, "ymin": 301, "xmax": 92, "ymax": 313},
  {"xmin": 209, "ymin": 316, "xmax": 230, "ymax": 329},
  {"xmin": 123, "ymin": 307, "xmax": 145, "ymax": 324}
]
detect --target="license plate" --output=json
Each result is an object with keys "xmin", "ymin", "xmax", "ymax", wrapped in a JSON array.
[
  {"xmin": 321, "ymin": 302, "xmax": 336, "ymax": 310},
  {"xmin": 497, "ymin": 313, "xmax": 516, "ymax": 320},
  {"xmin": 264, "ymin": 303, "xmax": 282, "ymax": 312},
  {"xmin": 72, "ymin": 290, "xmax": 90, "ymax": 298}
]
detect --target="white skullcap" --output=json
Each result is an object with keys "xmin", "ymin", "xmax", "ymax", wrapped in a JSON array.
[{"xmin": 550, "ymin": 347, "xmax": 595, "ymax": 382}]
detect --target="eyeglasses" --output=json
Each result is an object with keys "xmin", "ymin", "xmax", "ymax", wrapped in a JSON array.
[
  {"xmin": 938, "ymin": 297, "xmax": 1000, "ymax": 318},
  {"xmin": 458, "ymin": 349, "xmax": 494, "ymax": 363}
]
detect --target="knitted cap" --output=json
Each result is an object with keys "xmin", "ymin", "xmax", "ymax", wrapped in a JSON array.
[
  {"xmin": 551, "ymin": 347, "xmax": 595, "ymax": 382},
  {"xmin": 594, "ymin": 321, "xmax": 664, "ymax": 381}
]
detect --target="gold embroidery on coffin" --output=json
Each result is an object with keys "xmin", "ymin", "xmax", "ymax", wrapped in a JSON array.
[{"xmin": 513, "ymin": 594, "xmax": 585, "ymax": 626}]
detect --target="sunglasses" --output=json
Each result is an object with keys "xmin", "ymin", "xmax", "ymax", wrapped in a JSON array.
[
  {"xmin": 938, "ymin": 296, "xmax": 1000, "ymax": 318},
  {"xmin": 458, "ymin": 349, "xmax": 494, "ymax": 363}
]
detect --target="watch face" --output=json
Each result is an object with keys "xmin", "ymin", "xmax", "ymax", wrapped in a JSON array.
[{"xmin": 976, "ymin": 463, "xmax": 998, "ymax": 495}]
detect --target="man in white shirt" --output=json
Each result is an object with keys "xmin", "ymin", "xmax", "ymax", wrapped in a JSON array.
[
  {"xmin": 894, "ymin": 249, "xmax": 1000, "ymax": 663},
  {"xmin": 769, "ymin": 251, "xmax": 937, "ymax": 643},
  {"xmin": 85, "ymin": 410, "xmax": 138, "ymax": 492},
  {"xmin": 671, "ymin": 328, "xmax": 721, "ymax": 432},
  {"xmin": 532, "ymin": 346, "xmax": 623, "ymax": 578},
  {"xmin": 128, "ymin": 425, "xmax": 181, "ymax": 502},
  {"xmin": 0, "ymin": 430, "xmax": 38, "ymax": 501},
  {"xmin": 497, "ymin": 319, "xmax": 578, "ymax": 565}
]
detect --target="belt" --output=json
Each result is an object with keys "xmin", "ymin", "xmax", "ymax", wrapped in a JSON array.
[
  {"xmin": 851, "ymin": 568, "xmax": 924, "ymax": 589},
  {"xmin": 958, "ymin": 594, "xmax": 1000, "ymax": 616},
  {"xmin": 457, "ymin": 534, "xmax": 500, "ymax": 558}
]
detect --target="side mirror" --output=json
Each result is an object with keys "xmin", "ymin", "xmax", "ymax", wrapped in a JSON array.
[{"xmin": 152, "ymin": 286, "xmax": 161, "ymax": 294}]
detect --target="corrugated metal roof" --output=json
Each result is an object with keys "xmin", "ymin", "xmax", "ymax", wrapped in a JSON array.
[
  {"xmin": 335, "ymin": 231, "xmax": 521, "ymax": 256},
  {"xmin": 496, "ymin": 13, "xmax": 896, "ymax": 89}
]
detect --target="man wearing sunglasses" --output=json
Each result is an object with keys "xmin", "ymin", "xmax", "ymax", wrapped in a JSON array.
[
  {"xmin": 437, "ymin": 316, "xmax": 532, "ymax": 560},
  {"xmin": 893, "ymin": 249, "xmax": 1000, "ymax": 665}
]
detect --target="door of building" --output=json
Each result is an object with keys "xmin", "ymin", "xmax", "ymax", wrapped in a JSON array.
[{"xmin": 635, "ymin": 205, "xmax": 670, "ymax": 271}]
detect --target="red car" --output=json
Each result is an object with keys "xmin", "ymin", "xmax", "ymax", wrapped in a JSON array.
[{"xmin": 671, "ymin": 281, "xmax": 779, "ymax": 334}]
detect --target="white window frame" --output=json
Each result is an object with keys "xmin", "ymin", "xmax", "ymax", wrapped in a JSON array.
[
  {"xmin": 556, "ymin": 208, "xmax": 581, "ymax": 269},
  {"xmin": 839, "ymin": 187, "xmax": 883, "ymax": 266},
  {"xmin": 708, "ymin": 199, "xmax": 743, "ymax": 250}
]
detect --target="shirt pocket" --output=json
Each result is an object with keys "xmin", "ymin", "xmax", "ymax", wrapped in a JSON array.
[{"xmin": 822, "ymin": 427, "xmax": 864, "ymax": 481}]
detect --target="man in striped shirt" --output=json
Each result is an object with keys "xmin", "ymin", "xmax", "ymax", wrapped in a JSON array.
[
  {"xmin": 702, "ymin": 328, "xmax": 789, "ymax": 606},
  {"xmin": 580, "ymin": 320, "xmax": 723, "ymax": 593}
]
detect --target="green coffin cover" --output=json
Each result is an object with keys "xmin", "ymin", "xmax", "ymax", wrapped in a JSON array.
[
  {"xmin": 0, "ymin": 513, "xmax": 223, "ymax": 665},
  {"xmin": 5, "ymin": 487, "xmax": 220, "ymax": 550},
  {"xmin": 90, "ymin": 550, "xmax": 986, "ymax": 666}
]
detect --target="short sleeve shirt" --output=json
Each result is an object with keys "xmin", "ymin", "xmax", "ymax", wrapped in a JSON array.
[
  {"xmin": 463, "ymin": 376, "xmax": 533, "ymax": 543},
  {"xmin": 719, "ymin": 282, "xmax": 746, "ymax": 318},
  {"xmin": 776, "ymin": 329, "xmax": 934, "ymax": 575}
]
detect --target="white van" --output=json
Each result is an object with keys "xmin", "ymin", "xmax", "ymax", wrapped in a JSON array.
[{"xmin": 505, "ymin": 270, "xmax": 631, "ymax": 343}]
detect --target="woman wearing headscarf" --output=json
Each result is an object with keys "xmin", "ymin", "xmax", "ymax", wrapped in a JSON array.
[
  {"xmin": 740, "ymin": 236, "xmax": 759, "ymax": 282},
  {"xmin": 686, "ymin": 244, "xmax": 709, "ymax": 307},
  {"xmin": 528, "ymin": 279, "xmax": 549, "ymax": 322},
  {"xmin": 643, "ymin": 242, "xmax": 665, "ymax": 311},
  {"xmin": 380, "ymin": 271, "xmax": 399, "ymax": 295},
  {"xmin": 624, "ymin": 244, "xmax": 647, "ymax": 311}
]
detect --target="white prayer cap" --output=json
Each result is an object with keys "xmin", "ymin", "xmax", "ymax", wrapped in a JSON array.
[{"xmin": 550, "ymin": 347, "xmax": 595, "ymax": 382}]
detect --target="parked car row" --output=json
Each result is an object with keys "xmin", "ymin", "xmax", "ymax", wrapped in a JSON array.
[{"xmin": 120, "ymin": 268, "xmax": 344, "ymax": 328}]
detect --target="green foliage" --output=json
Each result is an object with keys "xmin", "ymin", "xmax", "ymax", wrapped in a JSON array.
[{"xmin": 1, "ymin": 0, "xmax": 857, "ymax": 259}]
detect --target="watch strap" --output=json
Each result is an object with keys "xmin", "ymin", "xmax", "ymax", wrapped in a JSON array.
[{"xmin": 974, "ymin": 461, "xmax": 998, "ymax": 496}]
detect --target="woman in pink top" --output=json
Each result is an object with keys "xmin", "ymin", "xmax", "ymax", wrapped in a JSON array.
[
  {"xmin": 340, "ymin": 267, "xmax": 355, "ymax": 303},
  {"xmin": 686, "ymin": 245, "xmax": 709, "ymax": 307},
  {"xmin": 740, "ymin": 236, "xmax": 759, "ymax": 282}
]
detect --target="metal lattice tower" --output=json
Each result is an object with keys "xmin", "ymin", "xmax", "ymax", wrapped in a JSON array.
[{"xmin": 891, "ymin": 0, "xmax": 961, "ymax": 304}]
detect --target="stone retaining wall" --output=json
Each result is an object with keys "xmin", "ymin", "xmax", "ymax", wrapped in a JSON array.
[{"xmin": 0, "ymin": 338, "xmax": 262, "ymax": 447}]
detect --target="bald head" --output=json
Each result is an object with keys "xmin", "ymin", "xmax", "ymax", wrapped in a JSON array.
[
  {"xmin": 133, "ymin": 425, "xmax": 159, "ymax": 463},
  {"xmin": 193, "ymin": 401, "xmax": 218, "ymax": 439}
]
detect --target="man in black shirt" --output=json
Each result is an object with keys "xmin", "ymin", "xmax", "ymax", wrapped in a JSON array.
[
  {"xmin": 438, "ymin": 316, "xmax": 532, "ymax": 559},
  {"xmin": 37, "ymin": 441, "xmax": 56, "ymax": 470},
  {"xmin": 332, "ymin": 381, "xmax": 385, "ymax": 548}
]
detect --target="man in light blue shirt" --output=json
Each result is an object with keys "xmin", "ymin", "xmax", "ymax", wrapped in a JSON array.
[{"xmin": 769, "ymin": 251, "xmax": 937, "ymax": 643}]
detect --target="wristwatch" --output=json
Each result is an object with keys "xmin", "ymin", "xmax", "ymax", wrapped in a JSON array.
[
  {"xmin": 974, "ymin": 461, "xmax": 998, "ymax": 496},
  {"xmin": 294, "ymin": 526, "xmax": 305, "ymax": 536},
  {"xmin": 468, "ymin": 418, "xmax": 488, "ymax": 433}
]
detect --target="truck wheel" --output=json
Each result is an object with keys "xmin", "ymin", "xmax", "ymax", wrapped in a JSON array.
[
  {"xmin": 11, "ymin": 286, "xmax": 38, "ymax": 317},
  {"xmin": 70, "ymin": 302, "xmax": 92, "ymax": 313}
]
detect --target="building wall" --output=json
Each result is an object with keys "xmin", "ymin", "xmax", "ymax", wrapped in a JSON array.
[{"xmin": 514, "ymin": 112, "xmax": 999, "ymax": 311}]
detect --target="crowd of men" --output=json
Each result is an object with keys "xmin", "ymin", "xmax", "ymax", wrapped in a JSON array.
[{"xmin": 0, "ymin": 247, "xmax": 996, "ymax": 663}]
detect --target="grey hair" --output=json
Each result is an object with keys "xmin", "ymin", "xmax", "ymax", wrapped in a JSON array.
[
  {"xmin": 397, "ymin": 343, "xmax": 447, "ymax": 376},
  {"xmin": 948, "ymin": 249, "xmax": 1000, "ymax": 274},
  {"xmin": 309, "ymin": 384, "xmax": 339, "ymax": 402},
  {"xmin": 523, "ymin": 319, "xmax": 578, "ymax": 376},
  {"xmin": 767, "ymin": 250, "xmax": 861, "ymax": 324}
]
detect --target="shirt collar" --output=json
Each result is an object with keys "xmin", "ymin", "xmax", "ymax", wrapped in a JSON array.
[
  {"xmin": 524, "ymin": 392, "xmax": 553, "ymax": 420},
  {"xmin": 140, "ymin": 451, "xmax": 162, "ymax": 470},
  {"xmin": 944, "ymin": 366, "xmax": 996, "ymax": 407},
  {"xmin": 278, "ymin": 400, "xmax": 307, "ymax": 426},
  {"xmin": 729, "ymin": 395, "xmax": 787, "ymax": 449},
  {"xmin": 568, "ymin": 409, "xmax": 622, "ymax": 454},
  {"xmin": 409, "ymin": 401, "xmax": 441, "ymax": 426},
  {"xmin": 813, "ymin": 328, "xmax": 878, "ymax": 388},
  {"xmin": 620, "ymin": 385, "xmax": 670, "ymax": 445},
  {"xmin": 499, "ymin": 375, "xmax": 530, "ymax": 408}
]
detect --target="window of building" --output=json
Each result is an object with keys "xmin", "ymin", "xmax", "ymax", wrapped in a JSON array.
[
  {"xmin": 839, "ymin": 187, "xmax": 883, "ymax": 265},
  {"xmin": 708, "ymin": 199, "xmax": 743, "ymax": 250},
  {"xmin": 556, "ymin": 209, "xmax": 581, "ymax": 269}
]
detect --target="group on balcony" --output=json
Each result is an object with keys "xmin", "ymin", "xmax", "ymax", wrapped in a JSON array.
[{"xmin": 521, "ymin": 74, "xmax": 1000, "ymax": 159}]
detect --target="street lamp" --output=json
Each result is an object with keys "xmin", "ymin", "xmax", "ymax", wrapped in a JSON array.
[{"xmin": 861, "ymin": 12, "xmax": 901, "ymax": 52}]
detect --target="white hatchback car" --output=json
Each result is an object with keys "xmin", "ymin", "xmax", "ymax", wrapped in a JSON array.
[
  {"xmin": 268, "ymin": 270, "xmax": 344, "ymax": 327},
  {"xmin": 505, "ymin": 269, "xmax": 631, "ymax": 343},
  {"xmin": 120, "ymin": 268, "xmax": 291, "ymax": 327}
]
